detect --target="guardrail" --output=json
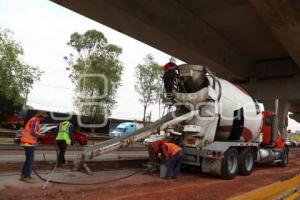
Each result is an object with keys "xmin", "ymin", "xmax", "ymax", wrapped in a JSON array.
[
  {"xmin": 0, "ymin": 143, "xmax": 146, "ymax": 151},
  {"xmin": 0, "ymin": 132, "xmax": 15, "ymax": 138}
]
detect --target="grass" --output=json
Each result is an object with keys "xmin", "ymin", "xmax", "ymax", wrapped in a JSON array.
[
  {"xmin": 0, "ymin": 127, "xmax": 16, "ymax": 133},
  {"xmin": 0, "ymin": 138, "xmax": 14, "ymax": 143}
]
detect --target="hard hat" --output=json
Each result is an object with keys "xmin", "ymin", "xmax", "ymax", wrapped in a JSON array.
[
  {"xmin": 169, "ymin": 57, "xmax": 176, "ymax": 63},
  {"xmin": 35, "ymin": 112, "xmax": 48, "ymax": 118}
]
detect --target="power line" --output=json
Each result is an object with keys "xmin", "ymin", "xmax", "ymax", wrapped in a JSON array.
[{"xmin": 35, "ymin": 83, "xmax": 73, "ymax": 90}]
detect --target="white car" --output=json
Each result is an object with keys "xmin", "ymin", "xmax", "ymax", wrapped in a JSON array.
[
  {"xmin": 286, "ymin": 139, "xmax": 297, "ymax": 147},
  {"xmin": 143, "ymin": 134, "xmax": 165, "ymax": 146}
]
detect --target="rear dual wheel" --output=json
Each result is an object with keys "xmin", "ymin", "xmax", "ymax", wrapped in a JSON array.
[
  {"xmin": 238, "ymin": 148, "xmax": 254, "ymax": 176},
  {"xmin": 221, "ymin": 148, "xmax": 239, "ymax": 180},
  {"xmin": 221, "ymin": 147, "xmax": 255, "ymax": 179}
]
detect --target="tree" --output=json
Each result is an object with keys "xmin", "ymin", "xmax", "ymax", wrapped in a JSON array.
[
  {"xmin": 65, "ymin": 30, "xmax": 123, "ymax": 123},
  {"xmin": 135, "ymin": 54, "xmax": 163, "ymax": 125},
  {"xmin": 0, "ymin": 28, "xmax": 42, "ymax": 121}
]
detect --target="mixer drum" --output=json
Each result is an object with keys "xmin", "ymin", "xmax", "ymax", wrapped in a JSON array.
[
  {"xmin": 214, "ymin": 79, "xmax": 263, "ymax": 142},
  {"xmin": 175, "ymin": 64, "xmax": 264, "ymax": 143}
]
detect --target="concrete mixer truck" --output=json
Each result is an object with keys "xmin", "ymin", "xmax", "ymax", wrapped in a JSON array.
[
  {"xmin": 80, "ymin": 64, "xmax": 288, "ymax": 180},
  {"xmin": 159, "ymin": 64, "xmax": 288, "ymax": 179}
]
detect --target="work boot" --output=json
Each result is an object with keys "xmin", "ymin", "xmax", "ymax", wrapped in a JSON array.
[
  {"xmin": 20, "ymin": 176, "xmax": 35, "ymax": 184},
  {"xmin": 19, "ymin": 176, "xmax": 25, "ymax": 181}
]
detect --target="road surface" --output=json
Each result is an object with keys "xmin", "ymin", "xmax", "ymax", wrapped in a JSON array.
[{"xmin": 0, "ymin": 148, "xmax": 299, "ymax": 200}]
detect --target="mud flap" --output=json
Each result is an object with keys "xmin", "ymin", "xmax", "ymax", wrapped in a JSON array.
[{"xmin": 201, "ymin": 157, "xmax": 222, "ymax": 175}]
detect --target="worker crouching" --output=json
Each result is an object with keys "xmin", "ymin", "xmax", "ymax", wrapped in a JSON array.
[{"xmin": 150, "ymin": 141, "xmax": 184, "ymax": 179}]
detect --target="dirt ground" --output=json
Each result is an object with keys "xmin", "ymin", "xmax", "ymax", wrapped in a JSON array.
[{"xmin": 0, "ymin": 148, "xmax": 299, "ymax": 200}]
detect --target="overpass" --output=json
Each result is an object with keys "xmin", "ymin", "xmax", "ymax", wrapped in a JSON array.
[{"xmin": 51, "ymin": 0, "xmax": 300, "ymax": 135}]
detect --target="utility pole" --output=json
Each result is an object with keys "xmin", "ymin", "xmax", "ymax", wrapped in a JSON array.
[{"xmin": 23, "ymin": 88, "xmax": 29, "ymax": 109}]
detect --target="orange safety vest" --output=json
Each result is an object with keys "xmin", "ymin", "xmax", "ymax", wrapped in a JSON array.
[
  {"xmin": 163, "ymin": 142, "xmax": 182, "ymax": 157},
  {"xmin": 150, "ymin": 140, "xmax": 169, "ymax": 153},
  {"xmin": 21, "ymin": 117, "xmax": 40, "ymax": 145}
]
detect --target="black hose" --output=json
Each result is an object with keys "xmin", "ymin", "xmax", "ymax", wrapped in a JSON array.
[
  {"xmin": 32, "ymin": 143, "xmax": 142, "ymax": 186},
  {"xmin": 33, "ymin": 167, "xmax": 142, "ymax": 185}
]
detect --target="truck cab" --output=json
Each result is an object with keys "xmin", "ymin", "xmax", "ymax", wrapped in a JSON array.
[{"xmin": 110, "ymin": 122, "xmax": 137, "ymax": 137}]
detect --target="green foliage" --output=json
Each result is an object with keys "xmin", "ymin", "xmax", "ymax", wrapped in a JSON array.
[
  {"xmin": 65, "ymin": 30, "xmax": 123, "ymax": 121},
  {"xmin": 135, "ymin": 54, "xmax": 163, "ymax": 124},
  {"xmin": 0, "ymin": 28, "xmax": 42, "ymax": 121}
]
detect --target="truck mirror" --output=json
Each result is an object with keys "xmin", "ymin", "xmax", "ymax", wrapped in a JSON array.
[{"xmin": 124, "ymin": 128, "xmax": 127, "ymax": 132}]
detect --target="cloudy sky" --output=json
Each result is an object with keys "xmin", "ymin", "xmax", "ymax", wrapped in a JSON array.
[
  {"xmin": 0, "ymin": 0, "xmax": 299, "ymax": 131},
  {"xmin": 0, "ymin": 0, "xmax": 181, "ymax": 120}
]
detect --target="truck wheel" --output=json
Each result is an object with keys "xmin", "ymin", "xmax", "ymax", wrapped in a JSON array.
[
  {"xmin": 278, "ymin": 147, "xmax": 289, "ymax": 167},
  {"xmin": 238, "ymin": 148, "xmax": 254, "ymax": 176},
  {"xmin": 38, "ymin": 139, "xmax": 42, "ymax": 145},
  {"xmin": 74, "ymin": 140, "xmax": 80, "ymax": 146},
  {"xmin": 221, "ymin": 148, "xmax": 239, "ymax": 180}
]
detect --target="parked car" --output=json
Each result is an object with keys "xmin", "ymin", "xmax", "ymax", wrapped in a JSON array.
[
  {"xmin": 286, "ymin": 140, "xmax": 296, "ymax": 147},
  {"xmin": 1, "ymin": 112, "xmax": 23, "ymax": 130},
  {"xmin": 14, "ymin": 124, "xmax": 88, "ymax": 145},
  {"xmin": 110, "ymin": 122, "xmax": 138, "ymax": 137}
]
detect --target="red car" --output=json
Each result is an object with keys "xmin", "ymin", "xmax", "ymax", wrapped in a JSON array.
[{"xmin": 14, "ymin": 124, "xmax": 88, "ymax": 145}]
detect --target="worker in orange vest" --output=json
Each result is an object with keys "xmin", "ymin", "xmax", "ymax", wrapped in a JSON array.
[
  {"xmin": 20, "ymin": 112, "xmax": 48, "ymax": 183},
  {"xmin": 148, "ymin": 140, "xmax": 168, "ymax": 164},
  {"xmin": 150, "ymin": 140, "xmax": 184, "ymax": 179}
]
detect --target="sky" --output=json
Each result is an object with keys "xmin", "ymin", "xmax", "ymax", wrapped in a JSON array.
[
  {"xmin": 0, "ymin": 0, "xmax": 299, "ymax": 131},
  {"xmin": 0, "ymin": 0, "xmax": 181, "ymax": 121}
]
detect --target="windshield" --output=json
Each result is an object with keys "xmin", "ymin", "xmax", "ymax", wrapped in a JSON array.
[{"xmin": 114, "ymin": 128, "xmax": 124, "ymax": 132}]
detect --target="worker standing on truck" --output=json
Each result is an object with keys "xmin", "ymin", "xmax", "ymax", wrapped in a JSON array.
[
  {"xmin": 150, "ymin": 141, "xmax": 184, "ymax": 179},
  {"xmin": 163, "ymin": 61, "xmax": 179, "ymax": 99},
  {"xmin": 20, "ymin": 112, "xmax": 48, "ymax": 183},
  {"xmin": 55, "ymin": 121, "xmax": 74, "ymax": 167}
]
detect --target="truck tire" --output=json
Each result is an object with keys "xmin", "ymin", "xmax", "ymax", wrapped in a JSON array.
[
  {"xmin": 74, "ymin": 140, "xmax": 80, "ymax": 146},
  {"xmin": 238, "ymin": 148, "xmax": 254, "ymax": 176},
  {"xmin": 278, "ymin": 146, "xmax": 289, "ymax": 167},
  {"xmin": 221, "ymin": 148, "xmax": 239, "ymax": 180}
]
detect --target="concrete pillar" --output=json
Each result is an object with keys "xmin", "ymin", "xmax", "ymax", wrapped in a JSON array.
[
  {"xmin": 262, "ymin": 100, "xmax": 290, "ymax": 139},
  {"xmin": 289, "ymin": 112, "xmax": 300, "ymax": 123}
]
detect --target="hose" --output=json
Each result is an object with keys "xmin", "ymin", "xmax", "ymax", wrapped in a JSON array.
[
  {"xmin": 32, "ymin": 143, "xmax": 142, "ymax": 187},
  {"xmin": 33, "ymin": 167, "xmax": 142, "ymax": 186},
  {"xmin": 33, "ymin": 144, "xmax": 59, "ymax": 189}
]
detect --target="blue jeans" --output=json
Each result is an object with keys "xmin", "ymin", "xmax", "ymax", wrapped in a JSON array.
[
  {"xmin": 21, "ymin": 147, "xmax": 34, "ymax": 177},
  {"xmin": 166, "ymin": 151, "xmax": 184, "ymax": 178}
]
